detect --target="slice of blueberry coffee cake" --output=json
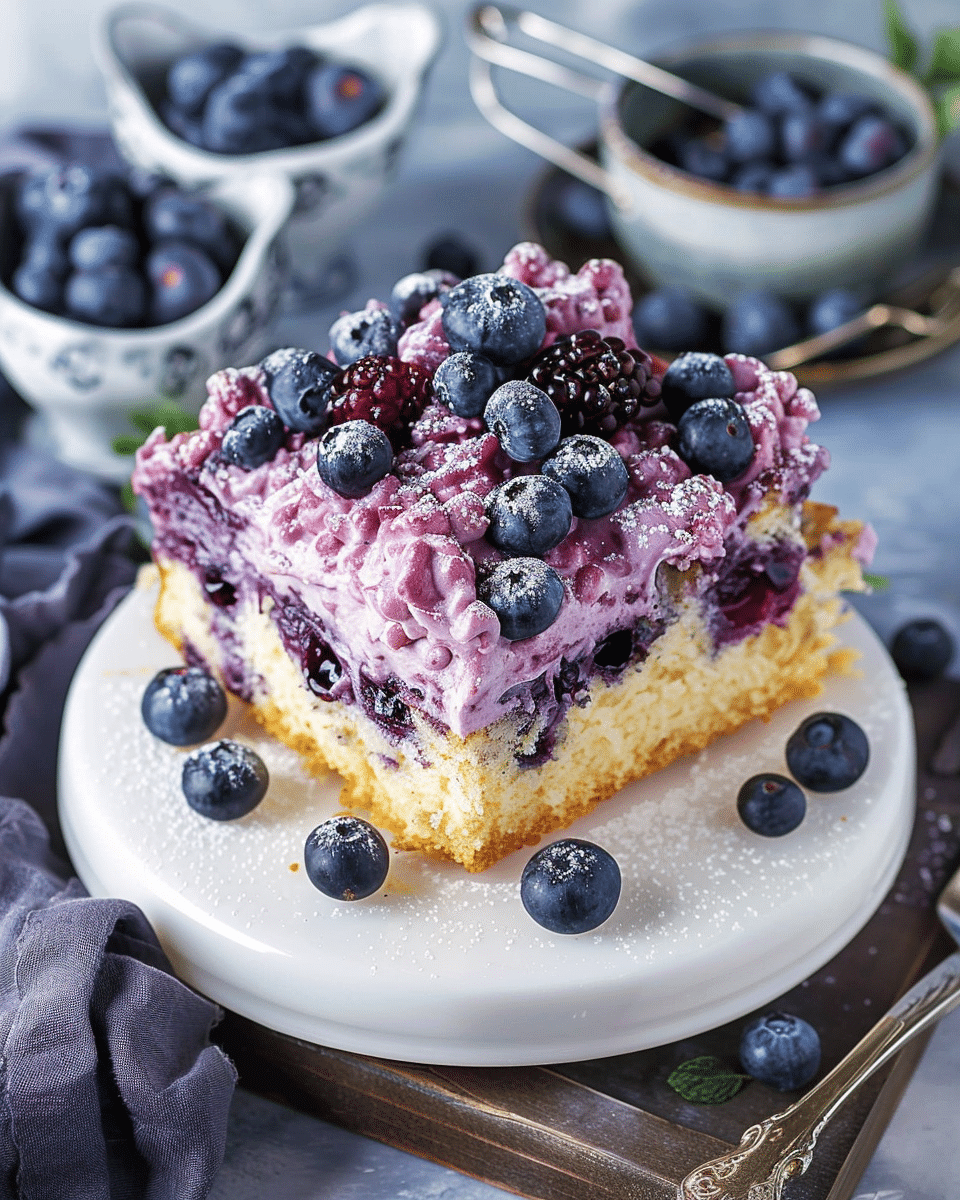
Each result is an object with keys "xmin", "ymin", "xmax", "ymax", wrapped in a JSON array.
[{"xmin": 133, "ymin": 242, "xmax": 873, "ymax": 872}]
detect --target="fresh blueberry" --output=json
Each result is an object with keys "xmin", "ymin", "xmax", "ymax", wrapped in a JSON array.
[
  {"xmin": 484, "ymin": 380, "xmax": 561, "ymax": 462},
  {"xmin": 261, "ymin": 347, "xmax": 340, "ymax": 435},
  {"xmin": 317, "ymin": 419, "xmax": 394, "ymax": 498},
  {"xmin": 389, "ymin": 269, "xmax": 458, "ymax": 328},
  {"xmin": 147, "ymin": 240, "xmax": 222, "ymax": 323},
  {"xmin": 143, "ymin": 188, "xmax": 236, "ymax": 271},
  {"xmin": 433, "ymin": 351, "xmax": 499, "ymax": 418},
  {"xmin": 838, "ymin": 115, "xmax": 906, "ymax": 177},
  {"xmin": 767, "ymin": 164, "xmax": 820, "ymax": 198},
  {"xmin": 19, "ymin": 232, "xmax": 69, "ymax": 278},
  {"xmin": 478, "ymin": 557, "xmax": 565, "ymax": 640},
  {"xmin": 739, "ymin": 1012, "xmax": 821, "ymax": 1091},
  {"xmin": 68, "ymin": 225, "xmax": 140, "ymax": 271},
  {"xmin": 520, "ymin": 839, "xmax": 621, "ymax": 934},
  {"xmin": 441, "ymin": 273, "xmax": 546, "ymax": 366},
  {"xmin": 541, "ymin": 435, "xmax": 629, "ymax": 519},
  {"xmin": 304, "ymin": 815, "xmax": 390, "ymax": 900},
  {"xmin": 424, "ymin": 234, "xmax": 480, "ymax": 279},
  {"xmin": 806, "ymin": 288, "xmax": 865, "ymax": 337},
  {"xmin": 817, "ymin": 93, "xmax": 878, "ymax": 139},
  {"xmin": 660, "ymin": 352, "xmax": 735, "ymax": 422},
  {"xmin": 485, "ymin": 475, "xmax": 572, "ymax": 556},
  {"xmin": 890, "ymin": 618, "xmax": 955, "ymax": 681},
  {"xmin": 238, "ymin": 47, "xmax": 318, "ymax": 108},
  {"xmin": 160, "ymin": 100, "xmax": 207, "ymax": 147},
  {"xmin": 306, "ymin": 63, "xmax": 386, "ymax": 139},
  {"xmin": 811, "ymin": 155, "xmax": 856, "ymax": 187},
  {"xmin": 676, "ymin": 397, "xmax": 754, "ymax": 483},
  {"xmin": 328, "ymin": 306, "xmax": 399, "ymax": 366},
  {"xmin": 724, "ymin": 110, "xmax": 776, "ymax": 163},
  {"xmin": 16, "ymin": 166, "xmax": 132, "ymax": 238},
  {"xmin": 541, "ymin": 174, "xmax": 613, "ymax": 240},
  {"xmin": 64, "ymin": 265, "xmax": 147, "ymax": 327},
  {"xmin": 181, "ymin": 738, "xmax": 268, "ymax": 821},
  {"xmin": 166, "ymin": 42, "xmax": 245, "ymax": 115},
  {"xmin": 141, "ymin": 665, "xmax": 228, "ymax": 746},
  {"xmin": 737, "ymin": 773, "xmax": 806, "ymax": 836},
  {"xmin": 631, "ymin": 288, "xmax": 710, "ymax": 352},
  {"xmin": 786, "ymin": 712, "xmax": 870, "ymax": 792},
  {"xmin": 731, "ymin": 161, "xmax": 775, "ymax": 193},
  {"xmin": 676, "ymin": 138, "xmax": 729, "ymax": 183},
  {"xmin": 780, "ymin": 112, "xmax": 829, "ymax": 162},
  {"xmin": 12, "ymin": 262, "xmax": 63, "ymax": 313},
  {"xmin": 201, "ymin": 73, "xmax": 292, "ymax": 154},
  {"xmin": 221, "ymin": 405, "xmax": 286, "ymax": 469},
  {"xmin": 722, "ymin": 291, "xmax": 800, "ymax": 357},
  {"xmin": 752, "ymin": 71, "xmax": 813, "ymax": 117}
]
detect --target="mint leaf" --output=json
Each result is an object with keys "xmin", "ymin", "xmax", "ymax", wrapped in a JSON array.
[
  {"xmin": 862, "ymin": 572, "xmax": 890, "ymax": 590},
  {"xmin": 112, "ymin": 434, "xmax": 146, "ymax": 456},
  {"xmin": 667, "ymin": 1056, "xmax": 749, "ymax": 1105},
  {"xmin": 885, "ymin": 0, "xmax": 920, "ymax": 73},
  {"xmin": 934, "ymin": 83, "xmax": 960, "ymax": 134},
  {"xmin": 129, "ymin": 400, "xmax": 200, "ymax": 438},
  {"xmin": 120, "ymin": 480, "xmax": 136, "ymax": 514},
  {"xmin": 925, "ymin": 29, "xmax": 960, "ymax": 86}
]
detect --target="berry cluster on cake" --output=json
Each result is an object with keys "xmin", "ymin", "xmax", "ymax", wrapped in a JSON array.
[{"xmin": 133, "ymin": 242, "xmax": 873, "ymax": 872}]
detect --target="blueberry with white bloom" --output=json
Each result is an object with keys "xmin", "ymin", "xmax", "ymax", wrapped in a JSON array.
[
  {"xmin": 541, "ymin": 435, "xmax": 629, "ymax": 519},
  {"xmin": 786, "ymin": 712, "xmax": 869, "ymax": 792},
  {"xmin": 739, "ymin": 1012, "xmax": 821, "ymax": 1090},
  {"xmin": 182, "ymin": 739, "xmax": 268, "ymax": 820},
  {"xmin": 520, "ymin": 838, "xmax": 621, "ymax": 933},
  {"xmin": 304, "ymin": 815, "xmax": 389, "ymax": 900},
  {"xmin": 142, "ymin": 665, "xmax": 228, "ymax": 746},
  {"xmin": 478, "ymin": 557, "xmax": 565, "ymax": 641},
  {"xmin": 317, "ymin": 419, "xmax": 393, "ymax": 498},
  {"xmin": 434, "ymin": 351, "xmax": 499, "ymax": 418},
  {"xmin": 261, "ymin": 348, "xmax": 339, "ymax": 435},
  {"xmin": 329, "ymin": 306, "xmax": 398, "ymax": 366},
  {"xmin": 676, "ymin": 397, "xmax": 755, "ymax": 483},
  {"xmin": 441, "ymin": 273, "xmax": 546, "ymax": 365},
  {"xmin": 221, "ymin": 405, "xmax": 286, "ymax": 469},
  {"xmin": 485, "ymin": 475, "xmax": 572, "ymax": 557},
  {"xmin": 484, "ymin": 380, "xmax": 561, "ymax": 462}
]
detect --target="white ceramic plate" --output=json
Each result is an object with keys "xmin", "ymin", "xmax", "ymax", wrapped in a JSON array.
[{"xmin": 59, "ymin": 581, "xmax": 915, "ymax": 1066}]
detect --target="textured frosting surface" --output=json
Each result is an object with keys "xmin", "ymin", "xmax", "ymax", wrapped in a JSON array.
[{"xmin": 135, "ymin": 245, "xmax": 832, "ymax": 738}]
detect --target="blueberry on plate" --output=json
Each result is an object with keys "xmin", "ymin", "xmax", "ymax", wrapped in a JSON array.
[
  {"xmin": 390, "ymin": 269, "xmax": 458, "ymax": 328},
  {"xmin": 147, "ymin": 240, "xmax": 222, "ymax": 324},
  {"xmin": 541, "ymin": 434, "xmax": 629, "ymax": 519},
  {"xmin": 328, "ymin": 306, "xmax": 399, "ymax": 366},
  {"xmin": 660, "ymin": 351, "xmax": 735, "ymax": 422},
  {"xmin": 631, "ymin": 288, "xmax": 710, "ymax": 353},
  {"xmin": 141, "ymin": 665, "xmax": 228, "ymax": 746},
  {"xmin": 484, "ymin": 380, "xmax": 561, "ymax": 462},
  {"xmin": 478, "ymin": 557, "xmax": 565, "ymax": 641},
  {"xmin": 890, "ymin": 618, "xmax": 955, "ymax": 681},
  {"xmin": 433, "ymin": 351, "xmax": 499, "ymax": 418},
  {"xmin": 484, "ymin": 475, "xmax": 572, "ymax": 557},
  {"xmin": 786, "ymin": 711, "xmax": 869, "ymax": 792},
  {"xmin": 317, "ymin": 419, "xmax": 394, "ymax": 498},
  {"xmin": 181, "ymin": 738, "xmax": 268, "ymax": 821},
  {"xmin": 737, "ymin": 773, "xmax": 806, "ymax": 836},
  {"xmin": 722, "ymin": 290, "xmax": 800, "ymax": 357},
  {"xmin": 261, "ymin": 347, "xmax": 340, "ymax": 435},
  {"xmin": 676, "ymin": 397, "xmax": 755, "ymax": 483},
  {"xmin": 423, "ymin": 234, "xmax": 480, "ymax": 280},
  {"xmin": 221, "ymin": 405, "xmax": 286, "ymax": 469},
  {"xmin": 520, "ymin": 838, "xmax": 621, "ymax": 934},
  {"xmin": 306, "ymin": 62, "xmax": 386, "ymax": 140},
  {"xmin": 304, "ymin": 815, "xmax": 390, "ymax": 900},
  {"xmin": 441, "ymin": 273, "xmax": 546, "ymax": 366},
  {"xmin": 166, "ymin": 42, "xmax": 244, "ymax": 116},
  {"xmin": 69, "ymin": 225, "xmax": 140, "ymax": 271},
  {"xmin": 739, "ymin": 1011, "xmax": 821, "ymax": 1091},
  {"xmin": 64, "ymin": 264, "xmax": 147, "ymax": 327}
]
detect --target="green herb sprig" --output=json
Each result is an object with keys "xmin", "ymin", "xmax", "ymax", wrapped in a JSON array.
[
  {"xmin": 885, "ymin": 0, "xmax": 960, "ymax": 135},
  {"xmin": 666, "ymin": 1056, "xmax": 750, "ymax": 1105}
]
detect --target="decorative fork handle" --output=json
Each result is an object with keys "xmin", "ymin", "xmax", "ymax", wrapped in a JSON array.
[{"xmin": 678, "ymin": 950, "xmax": 960, "ymax": 1200}]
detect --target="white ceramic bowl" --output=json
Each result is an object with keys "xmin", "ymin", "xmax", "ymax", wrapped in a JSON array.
[
  {"xmin": 0, "ymin": 171, "xmax": 294, "ymax": 483},
  {"xmin": 96, "ymin": 2, "xmax": 443, "ymax": 295}
]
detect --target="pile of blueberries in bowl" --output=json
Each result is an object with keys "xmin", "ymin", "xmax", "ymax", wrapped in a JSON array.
[{"xmin": 2, "ymin": 165, "xmax": 242, "ymax": 327}]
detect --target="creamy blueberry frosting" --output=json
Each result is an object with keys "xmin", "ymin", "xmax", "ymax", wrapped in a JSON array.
[{"xmin": 135, "ymin": 244, "xmax": 834, "ymax": 742}]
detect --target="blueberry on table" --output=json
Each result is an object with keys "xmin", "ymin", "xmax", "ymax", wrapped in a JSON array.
[
  {"xmin": 739, "ymin": 1012, "xmax": 821, "ymax": 1090},
  {"xmin": 433, "ymin": 351, "xmax": 499, "ymax": 418},
  {"xmin": 484, "ymin": 475, "xmax": 572, "ymax": 557},
  {"xmin": 441, "ymin": 273, "xmax": 546, "ymax": 366},
  {"xmin": 660, "ymin": 352, "xmax": 735, "ymax": 422},
  {"xmin": 147, "ymin": 241, "xmax": 222, "ymax": 324},
  {"xmin": 181, "ymin": 739, "xmax": 269, "ymax": 821},
  {"xmin": 64, "ymin": 264, "xmax": 147, "ymax": 327},
  {"xmin": 141, "ymin": 665, "xmax": 228, "ymax": 746},
  {"xmin": 306, "ymin": 63, "xmax": 386, "ymax": 139},
  {"xmin": 478, "ymin": 557, "xmax": 565, "ymax": 641},
  {"xmin": 890, "ymin": 618, "xmax": 955, "ymax": 681},
  {"xmin": 722, "ymin": 291, "xmax": 800, "ymax": 357},
  {"xmin": 221, "ymin": 405, "xmax": 286, "ymax": 469},
  {"xmin": 786, "ymin": 712, "xmax": 869, "ymax": 792},
  {"xmin": 484, "ymin": 380, "xmax": 561, "ymax": 463},
  {"xmin": 261, "ymin": 347, "xmax": 340, "ymax": 435},
  {"xmin": 328, "ymin": 307, "xmax": 399, "ymax": 366},
  {"xmin": 631, "ymin": 288, "xmax": 710, "ymax": 353},
  {"xmin": 68, "ymin": 225, "xmax": 140, "ymax": 271},
  {"xmin": 304, "ymin": 815, "xmax": 390, "ymax": 900},
  {"xmin": 676, "ymin": 397, "xmax": 754, "ymax": 484},
  {"xmin": 520, "ymin": 838, "xmax": 621, "ymax": 934},
  {"xmin": 541, "ymin": 434, "xmax": 629, "ymax": 519},
  {"xmin": 737, "ymin": 773, "xmax": 806, "ymax": 837},
  {"xmin": 317, "ymin": 419, "xmax": 394, "ymax": 498},
  {"xmin": 166, "ymin": 42, "xmax": 244, "ymax": 116}
]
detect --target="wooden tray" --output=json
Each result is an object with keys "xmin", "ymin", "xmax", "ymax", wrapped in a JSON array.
[{"xmin": 216, "ymin": 680, "xmax": 960, "ymax": 1200}]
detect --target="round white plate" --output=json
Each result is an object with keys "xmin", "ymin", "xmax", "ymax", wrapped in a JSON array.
[{"xmin": 59, "ymin": 582, "xmax": 915, "ymax": 1066}]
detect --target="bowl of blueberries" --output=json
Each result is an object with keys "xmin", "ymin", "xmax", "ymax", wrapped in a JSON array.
[
  {"xmin": 96, "ymin": 2, "xmax": 442, "ymax": 295},
  {"xmin": 0, "ymin": 165, "xmax": 294, "ymax": 481}
]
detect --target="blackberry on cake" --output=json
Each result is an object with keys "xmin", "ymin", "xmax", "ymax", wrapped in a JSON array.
[{"xmin": 133, "ymin": 241, "xmax": 875, "ymax": 871}]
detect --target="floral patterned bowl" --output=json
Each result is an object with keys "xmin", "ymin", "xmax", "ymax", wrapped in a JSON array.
[
  {"xmin": 96, "ymin": 2, "xmax": 443, "ymax": 297},
  {"xmin": 0, "ymin": 171, "xmax": 294, "ymax": 483}
]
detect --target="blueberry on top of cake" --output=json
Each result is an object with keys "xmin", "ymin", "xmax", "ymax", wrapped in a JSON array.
[{"xmin": 133, "ymin": 242, "xmax": 873, "ymax": 871}]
